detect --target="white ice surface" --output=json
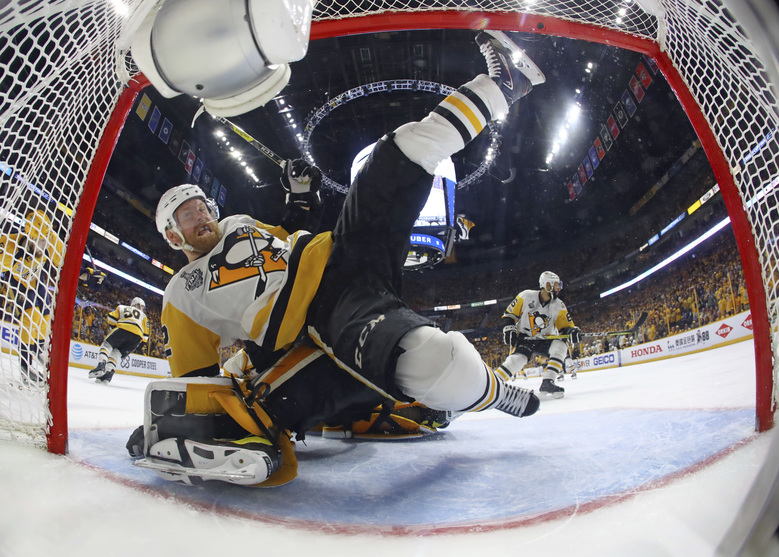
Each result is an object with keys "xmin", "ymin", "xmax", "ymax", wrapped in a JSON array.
[{"xmin": 0, "ymin": 340, "xmax": 773, "ymax": 557}]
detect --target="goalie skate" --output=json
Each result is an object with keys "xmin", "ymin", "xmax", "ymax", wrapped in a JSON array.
[{"xmin": 136, "ymin": 436, "xmax": 279, "ymax": 486}]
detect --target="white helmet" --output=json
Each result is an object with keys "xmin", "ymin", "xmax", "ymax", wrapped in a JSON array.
[
  {"xmin": 131, "ymin": 297, "xmax": 146, "ymax": 311},
  {"xmin": 539, "ymin": 271, "xmax": 562, "ymax": 297},
  {"xmin": 155, "ymin": 184, "xmax": 219, "ymax": 251}
]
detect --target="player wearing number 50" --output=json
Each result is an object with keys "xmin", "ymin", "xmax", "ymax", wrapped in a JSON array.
[
  {"xmin": 498, "ymin": 271, "xmax": 582, "ymax": 399},
  {"xmin": 88, "ymin": 297, "xmax": 149, "ymax": 384}
]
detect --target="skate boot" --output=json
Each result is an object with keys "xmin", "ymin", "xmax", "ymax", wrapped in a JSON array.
[
  {"xmin": 88, "ymin": 361, "xmax": 106, "ymax": 379},
  {"xmin": 20, "ymin": 361, "xmax": 45, "ymax": 389},
  {"xmin": 557, "ymin": 372, "xmax": 565, "ymax": 382},
  {"xmin": 136, "ymin": 435, "xmax": 280, "ymax": 486},
  {"xmin": 540, "ymin": 378, "xmax": 565, "ymax": 399},
  {"xmin": 95, "ymin": 369, "xmax": 115, "ymax": 384},
  {"xmin": 495, "ymin": 383, "xmax": 540, "ymax": 418},
  {"xmin": 476, "ymin": 30, "xmax": 545, "ymax": 105}
]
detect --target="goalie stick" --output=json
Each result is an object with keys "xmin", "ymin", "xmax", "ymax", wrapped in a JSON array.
[
  {"xmin": 192, "ymin": 106, "xmax": 286, "ymax": 169},
  {"xmin": 548, "ymin": 311, "xmax": 648, "ymax": 340}
]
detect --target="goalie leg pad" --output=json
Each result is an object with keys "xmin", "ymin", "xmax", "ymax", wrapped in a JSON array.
[
  {"xmin": 141, "ymin": 436, "xmax": 278, "ymax": 486},
  {"xmin": 323, "ymin": 401, "xmax": 455, "ymax": 440},
  {"xmin": 138, "ymin": 378, "xmax": 298, "ymax": 487}
]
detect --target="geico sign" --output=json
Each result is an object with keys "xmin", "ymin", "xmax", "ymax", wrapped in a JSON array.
[
  {"xmin": 593, "ymin": 353, "xmax": 615, "ymax": 366},
  {"xmin": 631, "ymin": 345, "xmax": 663, "ymax": 358}
]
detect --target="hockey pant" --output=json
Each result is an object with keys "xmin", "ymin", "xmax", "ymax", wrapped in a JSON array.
[
  {"xmin": 98, "ymin": 328, "xmax": 143, "ymax": 379},
  {"xmin": 308, "ymin": 75, "xmax": 516, "ymax": 414},
  {"xmin": 226, "ymin": 342, "xmax": 455, "ymax": 439},
  {"xmin": 499, "ymin": 337, "xmax": 568, "ymax": 381}
]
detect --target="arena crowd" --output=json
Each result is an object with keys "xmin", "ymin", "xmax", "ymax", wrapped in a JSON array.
[{"xmin": 67, "ymin": 226, "xmax": 747, "ymax": 374}]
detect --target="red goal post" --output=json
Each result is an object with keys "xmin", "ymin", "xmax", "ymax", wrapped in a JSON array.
[{"xmin": 0, "ymin": 0, "xmax": 776, "ymax": 454}]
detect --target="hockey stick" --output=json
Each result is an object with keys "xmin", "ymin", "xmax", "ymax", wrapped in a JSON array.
[
  {"xmin": 547, "ymin": 311, "xmax": 648, "ymax": 339},
  {"xmin": 191, "ymin": 106, "xmax": 286, "ymax": 169}
]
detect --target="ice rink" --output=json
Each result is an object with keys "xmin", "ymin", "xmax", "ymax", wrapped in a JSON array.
[{"xmin": 0, "ymin": 339, "xmax": 773, "ymax": 556}]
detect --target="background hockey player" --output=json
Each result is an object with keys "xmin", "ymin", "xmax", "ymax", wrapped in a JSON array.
[
  {"xmin": 0, "ymin": 209, "xmax": 64, "ymax": 386},
  {"xmin": 144, "ymin": 30, "xmax": 545, "ymax": 487},
  {"xmin": 498, "ymin": 271, "xmax": 582, "ymax": 399},
  {"xmin": 88, "ymin": 297, "xmax": 149, "ymax": 384}
]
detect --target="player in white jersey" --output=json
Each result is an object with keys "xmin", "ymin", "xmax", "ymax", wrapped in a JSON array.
[
  {"xmin": 498, "ymin": 271, "xmax": 582, "ymax": 398},
  {"xmin": 139, "ymin": 31, "xmax": 547, "ymax": 487},
  {"xmin": 88, "ymin": 297, "xmax": 149, "ymax": 384}
]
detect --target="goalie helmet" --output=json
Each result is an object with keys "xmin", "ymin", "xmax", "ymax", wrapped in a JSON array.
[
  {"xmin": 131, "ymin": 297, "xmax": 145, "ymax": 311},
  {"xmin": 156, "ymin": 184, "xmax": 219, "ymax": 251},
  {"xmin": 539, "ymin": 271, "xmax": 562, "ymax": 297}
]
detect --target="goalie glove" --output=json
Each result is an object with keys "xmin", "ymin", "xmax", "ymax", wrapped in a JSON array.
[
  {"xmin": 281, "ymin": 158, "xmax": 322, "ymax": 210},
  {"xmin": 222, "ymin": 349, "xmax": 258, "ymax": 381},
  {"xmin": 503, "ymin": 324, "xmax": 517, "ymax": 346},
  {"xmin": 561, "ymin": 327, "xmax": 582, "ymax": 343}
]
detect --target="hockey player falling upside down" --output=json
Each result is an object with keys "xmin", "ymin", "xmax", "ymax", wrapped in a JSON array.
[{"xmin": 140, "ymin": 31, "xmax": 547, "ymax": 487}]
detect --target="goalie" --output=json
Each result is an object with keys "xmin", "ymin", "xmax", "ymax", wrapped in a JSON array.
[
  {"xmin": 498, "ymin": 272, "xmax": 582, "ymax": 399},
  {"xmin": 135, "ymin": 30, "xmax": 546, "ymax": 487}
]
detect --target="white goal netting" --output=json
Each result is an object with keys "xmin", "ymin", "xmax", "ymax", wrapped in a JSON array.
[{"xmin": 0, "ymin": 0, "xmax": 776, "ymax": 451}]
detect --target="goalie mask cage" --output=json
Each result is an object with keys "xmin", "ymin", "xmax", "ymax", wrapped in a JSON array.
[{"xmin": 0, "ymin": 0, "xmax": 777, "ymax": 455}]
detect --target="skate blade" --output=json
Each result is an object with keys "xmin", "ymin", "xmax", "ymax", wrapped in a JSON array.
[
  {"xmin": 541, "ymin": 391, "xmax": 564, "ymax": 399},
  {"xmin": 134, "ymin": 458, "xmax": 257, "ymax": 481},
  {"xmin": 484, "ymin": 30, "xmax": 546, "ymax": 85}
]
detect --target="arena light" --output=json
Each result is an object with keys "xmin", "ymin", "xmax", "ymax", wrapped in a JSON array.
[
  {"xmin": 600, "ymin": 217, "xmax": 732, "ymax": 298},
  {"xmin": 83, "ymin": 253, "xmax": 164, "ymax": 296}
]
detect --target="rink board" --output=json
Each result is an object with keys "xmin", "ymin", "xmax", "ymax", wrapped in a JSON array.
[{"xmin": 68, "ymin": 407, "xmax": 756, "ymax": 533}]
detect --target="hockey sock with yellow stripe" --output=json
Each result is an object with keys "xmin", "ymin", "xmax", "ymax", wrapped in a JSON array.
[{"xmin": 393, "ymin": 74, "xmax": 509, "ymax": 174}]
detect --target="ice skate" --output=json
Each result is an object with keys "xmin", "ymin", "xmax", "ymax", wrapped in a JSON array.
[
  {"xmin": 540, "ymin": 378, "xmax": 564, "ymax": 399},
  {"xmin": 19, "ymin": 361, "xmax": 45, "ymax": 390},
  {"xmin": 495, "ymin": 383, "xmax": 540, "ymax": 418},
  {"xmin": 136, "ymin": 436, "xmax": 280, "ymax": 486},
  {"xmin": 88, "ymin": 361, "xmax": 106, "ymax": 379},
  {"xmin": 476, "ymin": 30, "xmax": 545, "ymax": 105},
  {"xmin": 94, "ymin": 369, "xmax": 115, "ymax": 384}
]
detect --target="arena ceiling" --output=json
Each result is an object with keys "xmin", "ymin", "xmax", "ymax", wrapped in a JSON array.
[{"xmin": 105, "ymin": 27, "xmax": 715, "ymax": 279}]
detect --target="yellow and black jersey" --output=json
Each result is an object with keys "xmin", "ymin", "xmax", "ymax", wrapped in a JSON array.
[
  {"xmin": 502, "ymin": 289, "xmax": 575, "ymax": 338},
  {"xmin": 0, "ymin": 232, "xmax": 63, "ymax": 290},
  {"xmin": 106, "ymin": 304, "xmax": 149, "ymax": 341},
  {"xmin": 162, "ymin": 215, "xmax": 333, "ymax": 378}
]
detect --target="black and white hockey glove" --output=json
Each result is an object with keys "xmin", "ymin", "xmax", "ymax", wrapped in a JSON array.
[
  {"xmin": 281, "ymin": 158, "xmax": 322, "ymax": 210},
  {"xmin": 561, "ymin": 327, "xmax": 582, "ymax": 343},
  {"xmin": 502, "ymin": 325, "xmax": 517, "ymax": 346}
]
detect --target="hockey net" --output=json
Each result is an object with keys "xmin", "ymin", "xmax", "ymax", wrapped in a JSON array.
[{"xmin": 0, "ymin": 0, "xmax": 776, "ymax": 453}]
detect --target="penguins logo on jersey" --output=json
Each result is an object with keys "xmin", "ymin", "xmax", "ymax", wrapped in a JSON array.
[
  {"xmin": 529, "ymin": 311, "xmax": 550, "ymax": 337},
  {"xmin": 206, "ymin": 225, "xmax": 287, "ymax": 296}
]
